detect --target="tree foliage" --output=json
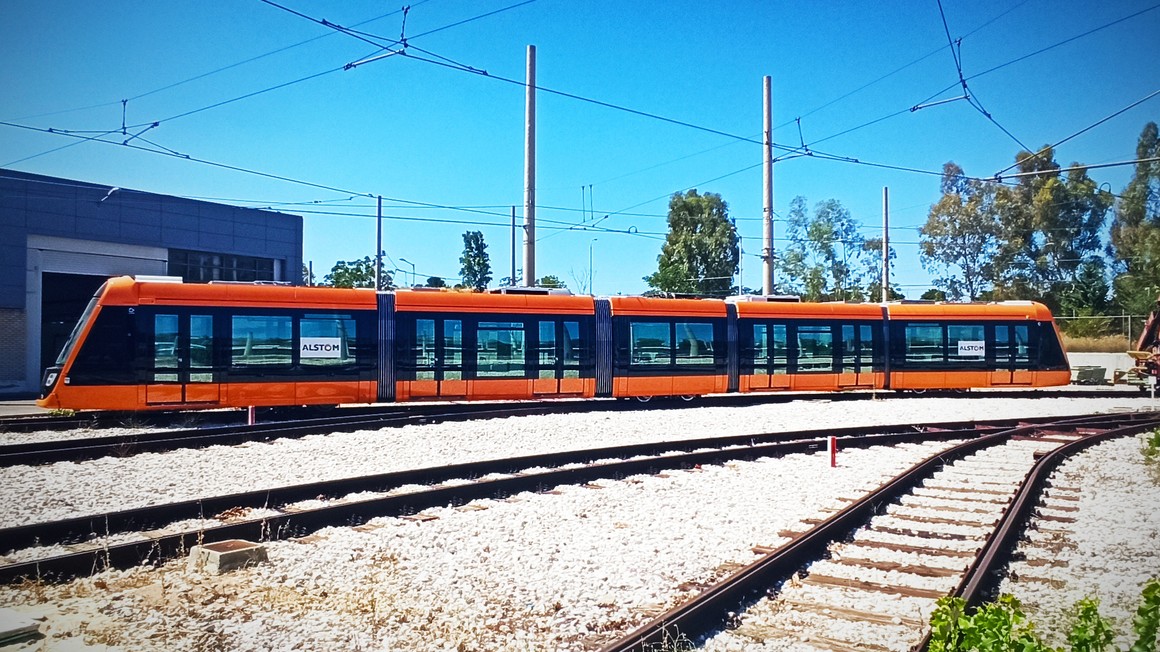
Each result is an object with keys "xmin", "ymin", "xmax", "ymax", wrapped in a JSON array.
[
  {"xmin": 537, "ymin": 275, "xmax": 565, "ymax": 288},
  {"xmin": 990, "ymin": 146, "xmax": 1112, "ymax": 306},
  {"xmin": 919, "ymin": 163, "xmax": 1002, "ymax": 301},
  {"xmin": 1110, "ymin": 122, "xmax": 1160, "ymax": 317},
  {"xmin": 322, "ymin": 255, "xmax": 392, "ymax": 290},
  {"xmin": 778, "ymin": 196, "xmax": 866, "ymax": 301},
  {"xmin": 424, "ymin": 276, "xmax": 447, "ymax": 288},
  {"xmin": 459, "ymin": 231, "xmax": 492, "ymax": 292},
  {"xmin": 644, "ymin": 190, "xmax": 739, "ymax": 296}
]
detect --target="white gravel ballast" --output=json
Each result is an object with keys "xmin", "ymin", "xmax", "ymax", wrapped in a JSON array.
[{"xmin": 0, "ymin": 394, "xmax": 1157, "ymax": 650}]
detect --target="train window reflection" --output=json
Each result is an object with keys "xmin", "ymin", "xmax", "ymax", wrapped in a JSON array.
[
  {"xmin": 905, "ymin": 324, "xmax": 943, "ymax": 364},
  {"xmin": 797, "ymin": 325, "xmax": 833, "ymax": 372},
  {"xmin": 301, "ymin": 314, "xmax": 357, "ymax": 367},
  {"xmin": 478, "ymin": 321, "xmax": 523, "ymax": 377},
  {"xmin": 675, "ymin": 322, "xmax": 714, "ymax": 365},
  {"xmin": 232, "ymin": 315, "xmax": 292, "ymax": 367},
  {"xmin": 631, "ymin": 321, "xmax": 671, "ymax": 365}
]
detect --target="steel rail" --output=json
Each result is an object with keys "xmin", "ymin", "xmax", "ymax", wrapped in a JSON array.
[
  {"xmin": 0, "ymin": 386, "xmax": 1138, "ymax": 434},
  {"xmin": 0, "ymin": 420, "xmax": 1014, "ymax": 585},
  {"xmin": 909, "ymin": 416, "xmax": 1160, "ymax": 651},
  {"xmin": 0, "ymin": 403, "xmax": 589, "ymax": 467},
  {"xmin": 0, "ymin": 418, "xmax": 1019, "ymax": 554},
  {"xmin": 596, "ymin": 412, "xmax": 1160, "ymax": 652}
]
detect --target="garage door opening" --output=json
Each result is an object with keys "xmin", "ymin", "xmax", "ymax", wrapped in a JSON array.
[{"xmin": 41, "ymin": 272, "xmax": 107, "ymax": 375}]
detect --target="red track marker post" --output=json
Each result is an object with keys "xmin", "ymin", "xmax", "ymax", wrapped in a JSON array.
[{"xmin": 829, "ymin": 436, "xmax": 838, "ymax": 467}]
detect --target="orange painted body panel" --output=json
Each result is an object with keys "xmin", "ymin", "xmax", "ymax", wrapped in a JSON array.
[
  {"xmin": 100, "ymin": 276, "xmax": 378, "ymax": 310},
  {"xmin": 396, "ymin": 290, "xmax": 595, "ymax": 315},
  {"xmin": 608, "ymin": 296, "xmax": 727, "ymax": 318},
  {"xmin": 613, "ymin": 374, "xmax": 725, "ymax": 398},
  {"xmin": 734, "ymin": 301, "xmax": 883, "ymax": 320}
]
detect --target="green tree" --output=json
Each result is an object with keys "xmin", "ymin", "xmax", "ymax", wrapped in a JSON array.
[
  {"xmin": 424, "ymin": 276, "xmax": 447, "ymax": 288},
  {"xmin": 919, "ymin": 163, "xmax": 1002, "ymax": 300},
  {"xmin": 459, "ymin": 231, "xmax": 492, "ymax": 292},
  {"xmin": 302, "ymin": 264, "xmax": 315, "ymax": 286},
  {"xmin": 991, "ymin": 147, "xmax": 1112, "ymax": 307},
  {"xmin": 862, "ymin": 237, "xmax": 904, "ymax": 301},
  {"xmin": 779, "ymin": 196, "xmax": 865, "ymax": 301},
  {"xmin": 1110, "ymin": 122, "xmax": 1160, "ymax": 317},
  {"xmin": 537, "ymin": 275, "xmax": 565, "ymax": 288},
  {"xmin": 921, "ymin": 288, "xmax": 948, "ymax": 301},
  {"xmin": 323, "ymin": 255, "xmax": 392, "ymax": 289},
  {"xmin": 644, "ymin": 190, "xmax": 739, "ymax": 296}
]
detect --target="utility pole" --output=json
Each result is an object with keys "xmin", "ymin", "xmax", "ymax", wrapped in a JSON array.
[
  {"xmin": 762, "ymin": 75, "xmax": 774, "ymax": 295},
  {"xmin": 882, "ymin": 187, "xmax": 890, "ymax": 303},
  {"xmin": 522, "ymin": 45, "xmax": 537, "ymax": 287},
  {"xmin": 510, "ymin": 206, "xmax": 517, "ymax": 286},
  {"xmin": 374, "ymin": 195, "xmax": 382, "ymax": 290}
]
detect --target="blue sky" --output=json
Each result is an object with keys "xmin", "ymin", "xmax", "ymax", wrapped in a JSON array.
[{"xmin": 2, "ymin": 1, "xmax": 1158, "ymax": 296}]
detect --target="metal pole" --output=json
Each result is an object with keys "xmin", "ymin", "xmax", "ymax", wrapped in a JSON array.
[
  {"xmin": 375, "ymin": 195, "xmax": 382, "ymax": 290},
  {"xmin": 882, "ymin": 187, "xmax": 889, "ymax": 303},
  {"xmin": 738, "ymin": 233, "xmax": 743, "ymax": 295},
  {"xmin": 523, "ymin": 45, "xmax": 537, "ymax": 287},
  {"xmin": 762, "ymin": 75, "xmax": 774, "ymax": 295},
  {"xmin": 511, "ymin": 206, "xmax": 517, "ymax": 286},
  {"xmin": 589, "ymin": 238, "xmax": 597, "ymax": 295}
]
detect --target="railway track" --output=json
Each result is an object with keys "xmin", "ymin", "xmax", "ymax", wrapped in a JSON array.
[
  {"xmin": 598, "ymin": 411, "xmax": 1159, "ymax": 652},
  {"xmin": 0, "ymin": 402, "xmax": 604, "ymax": 467},
  {"xmin": 0, "ymin": 417, "xmax": 1030, "ymax": 584},
  {"xmin": 0, "ymin": 385, "xmax": 1138, "ymax": 436}
]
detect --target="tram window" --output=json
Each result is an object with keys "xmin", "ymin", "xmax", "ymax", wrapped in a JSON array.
[
  {"xmin": 153, "ymin": 314, "xmax": 179, "ymax": 382},
  {"xmin": 231, "ymin": 315, "xmax": 292, "ymax": 367},
  {"xmin": 538, "ymin": 321, "xmax": 556, "ymax": 379},
  {"xmin": 753, "ymin": 324, "xmax": 769, "ymax": 374},
  {"xmin": 444, "ymin": 320, "xmax": 463, "ymax": 380},
  {"xmin": 842, "ymin": 325, "xmax": 857, "ymax": 371},
  {"xmin": 1038, "ymin": 323, "xmax": 1067, "ymax": 369},
  {"xmin": 948, "ymin": 324, "xmax": 985, "ymax": 363},
  {"xmin": 994, "ymin": 325, "xmax": 1012, "ymax": 366},
  {"xmin": 478, "ymin": 321, "xmax": 525, "ymax": 378},
  {"xmin": 797, "ymin": 325, "xmax": 833, "ymax": 372},
  {"xmin": 631, "ymin": 321, "xmax": 671, "ymax": 365},
  {"xmin": 859, "ymin": 324, "xmax": 875, "ymax": 368},
  {"xmin": 771, "ymin": 324, "xmax": 788, "ymax": 373},
  {"xmin": 1014, "ymin": 324, "xmax": 1031, "ymax": 367},
  {"xmin": 905, "ymin": 324, "xmax": 943, "ymax": 364},
  {"xmin": 675, "ymin": 322, "xmax": 714, "ymax": 365},
  {"xmin": 562, "ymin": 321, "xmax": 582, "ymax": 378},
  {"xmin": 300, "ymin": 314, "xmax": 357, "ymax": 368},
  {"xmin": 189, "ymin": 315, "xmax": 214, "ymax": 382},
  {"xmin": 412, "ymin": 319, "xmax": 436, "ymax": 380}
]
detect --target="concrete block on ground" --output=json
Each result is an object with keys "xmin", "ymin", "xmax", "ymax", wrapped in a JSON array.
[
  {"xmin": 187, "ymin": 539, "xmax": 267, "ymax": 574},
  {"xmin": 0, "ymin": 607, "xmax": 42, "ymax": 645}
]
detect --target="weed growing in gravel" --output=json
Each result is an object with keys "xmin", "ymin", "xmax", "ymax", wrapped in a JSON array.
[
  {"xmin": 929, "ymin": 579, "xmax": 1160, "ymax": 652},
  {"xmin": 641, "ymin": 627, "xmax": 695, "ymax": 651},
  {"xmin": 1143, "ymin": 429, "xmax": 1160, "ymax": 484}
]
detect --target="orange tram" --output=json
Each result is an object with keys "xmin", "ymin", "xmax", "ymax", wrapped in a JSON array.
[{"xmin": 37, "ymin": 276, "xmax": 1072, "ymax": 412}]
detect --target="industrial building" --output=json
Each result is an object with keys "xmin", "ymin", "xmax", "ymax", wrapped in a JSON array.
[{"xmin": 0, "ymin": 169, "xmax": 302, "ymax": 397}]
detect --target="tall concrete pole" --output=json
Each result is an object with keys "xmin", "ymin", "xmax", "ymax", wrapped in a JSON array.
[
  {"xmin": 882, "ymin": 186, "xmax": 890, "ymax": 303},
  {"xmin": 510, "ymin": 206, "xmax": 517, "ymax": 286},
  {"xmin": 762, "ymin": 76, "xmax": 774, "ymax": 295},
  {"xmin": 375, "ymin": 195, "xmax": 382, "ymax": 290},
  {"xmin": 522, "ymin": 45, "xmax": 537, "ymax": 287}
]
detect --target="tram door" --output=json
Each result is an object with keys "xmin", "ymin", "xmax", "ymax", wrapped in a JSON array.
[
  {"xmin": 146, "ymin": 313, "xmax": 221, "ymax": 405},
  {"xmin": 990, "ymin": 324, "xmax": 1033, "ymax": 386},
  {"xmin": 838, "ymin": 324, "xmax": 875, "ymax": 388},
  {"xmin": 533, "ymin": 319, "xmax": 585, "ymax": 395}
]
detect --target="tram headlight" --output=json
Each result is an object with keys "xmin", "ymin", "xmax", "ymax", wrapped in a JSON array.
[{"xmin": 44, "ymin": 372, "xmax": 57, "ymax": 387}]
